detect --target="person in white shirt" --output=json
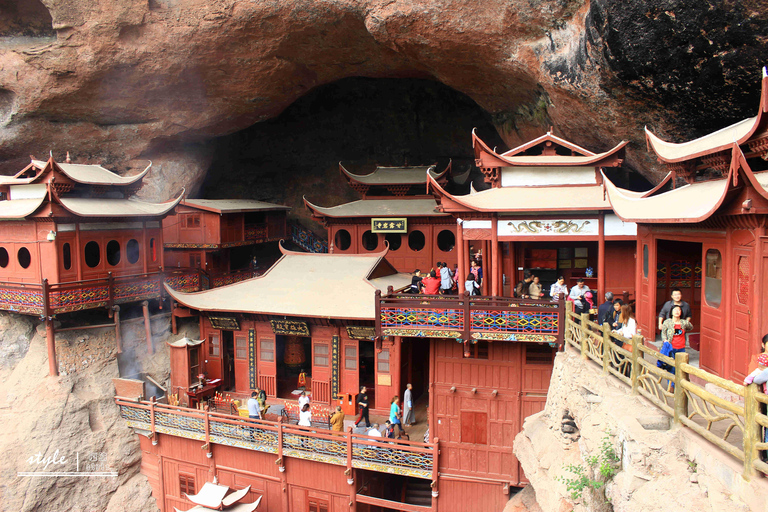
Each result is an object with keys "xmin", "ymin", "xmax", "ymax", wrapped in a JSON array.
[
  {"xmin": 367, "ymin": 424, "xmax": 382, "ymax": 437},
  {"xmin": 247, "ymin": 391, "xmax": 261, "ymax": 420},
  {"xmin": 298, "ymin": 403, "xmax": 312, "ymax": 427},
  {"xmin": 550, "ymin": 276, "xmax": 568, "ymax": 300},
  {"xmin": 298, "ymin": 390, "xmax": 310, "ymax": 409},
  {"xmin": 613, "ymin": 304, "xmax": 637, "ymax": 339}
]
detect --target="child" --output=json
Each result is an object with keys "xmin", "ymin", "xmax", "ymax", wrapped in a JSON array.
[{"xmin": 744, "ymin": 353, "xmax": 768, "ymax": 391}]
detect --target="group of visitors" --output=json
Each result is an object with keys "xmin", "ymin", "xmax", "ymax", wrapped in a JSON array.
[
  {"xmin": 353, "ymin": 384, "xmax": 415, "ymax": 439},
  {"xmin": 409, "ymin": 260, "xmax": 485, "ymax": 296}
]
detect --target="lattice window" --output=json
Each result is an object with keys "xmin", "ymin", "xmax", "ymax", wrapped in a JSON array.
[
  {"xmin": 308, "ymin": 499, "xmax": 329, "ymax": 512},
  {"xmin": 345, "ymin": 346, "xmax": 357, "ymax": 370},
  {"xmin": 260, "ymin": 339, "xmax": 274, "ymax": 362},
  {"xmin": 179, "ymin": 473, "xmax": 195, "ymax": 496},
  {"xmin": 314, "ymin": 343, "xmax": 329, "ymax": 367},
  {"xmin": 526, "ymin": 344, "xmax": 554, "ymax": 365},
  {"xmin": 235, "ymin": 336, "xmax": 248, "ymax": 360},
  {"xmin": 189, "ymin": 348, "xmax": 200, "ymax": 384},
  {"xmin": 209, "ymin": 334, "xmax": 220, "ymax": 357},
  {"xmin": 377, "ymin": 349, "xmax": 390, "ymax": 373},
  {"xmin": 182, "ymin": 213, "xmax": 201, "ymax": 228},
  {"xmin": 737, "ymin": 256, "xmax": 750, "ymax": 305}
]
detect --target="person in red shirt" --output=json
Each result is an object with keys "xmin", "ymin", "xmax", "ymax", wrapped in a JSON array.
[
  {"xmin": 661, "ymin": 305, "xmax": 693, "ymax": 376},
  {"xmin": 421, "ymin": 270, "xmax": 441, "ymax": 295}
]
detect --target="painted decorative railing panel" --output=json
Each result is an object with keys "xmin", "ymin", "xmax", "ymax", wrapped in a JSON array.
[
  {"xmin": 377, "ymin": 292, "xmax": 565, "ymax": 344},
  {"xmin": 564, "ymin": 310, "xmax": 763, "ymax": 481},
  {"xmin": 116, "ymin": 399, "xmax": 435, "ymax": 480},
  {"xmin": 0, "ymin": 282, "xmax": 45, "ymax": 314},
  {"xmin": 290, "ymin": 222, "xmax": 328, "ymax": 253},
  {"xmin": 210, "ymin": 269, "xmax": 259, "ymax": 288}
]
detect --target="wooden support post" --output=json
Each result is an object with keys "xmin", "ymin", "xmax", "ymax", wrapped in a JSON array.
[
  {"xmin": 598, "ymin": 213, "xmax": 605, "ymax": 299},
  {"xmin": 673, "ymin": 352, "xmax": 690, "ymax": 425},
  {"xmin": 41, "ymin": 278, "xmax": 58, "ymax": 377},
  {"xmin": 457, "ymin": 219, "xmax": 466, "ymax": 294},
  {"xmin": 143, "ymin": 301, "xmax": 153, "ymax": 355},
  {"xmin": 630, "ymin": 335, "xmax": 642, "ymax": 394},
  {"xmin": 150, "ymin": 398, "xmax": 157, "ymax": 444},
  {"xmin": 45, "ymin": 317, "xmax": 58, "ymax": 377},
  {"xmin": 204, "ymin": 407, "xmax": 211, "ymax": 458},
  {"xmin": 481, "ymin": 240, "xmax": 489, "ymax": 296},
  {"xmin": 107, "ymin": 271, "xmax": 114, "ymax": 311},
  {"xmin": 579, "ymin": 313, "xmax": 590, "ymax": 360},
  {"xmin": 743, "ymin": 383, "xmax": 758, "ymax": 481},
  {"xmin": 463, "ymin": 291, "xmax": 471, "ymax": 342},
  {"xmin": 491, "ymin": 216, "xmax": 500, "ymax": 297},
  {"xmin": 601, "ymin": 322, "xmax": 611, "ymax": 374},
  {"xmin": 171, "ymin": 300, "xmax": 178, "ymax": 335},
  {"xmin": 114, "ymin": 306, "xmax": 122, "ymax": 354}
]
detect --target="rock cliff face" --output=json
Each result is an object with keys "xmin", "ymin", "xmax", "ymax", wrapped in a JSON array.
[
  {"xmin": 1, "ymin": 0, "xmax": 767, "ymax": 201},
  {"xmin": 0, "ymin": 310, "xmax": 197, "ymax": 512}
]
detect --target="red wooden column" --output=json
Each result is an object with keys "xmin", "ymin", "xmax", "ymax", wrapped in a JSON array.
[
  {"xmin": 481, "ymin": 240, "xmax": 489, "ymax": 296},
  {"xmin": 143, "ymin": 301, "xmax": 153, "ymax": 354},
  {"xmin": 492, "ymin": 215, "xmax": 500, "ymax": 297},
  {"xmin": 457, "ymin": 219, "xmax": 466, "ymax": 294},
  {"xmin": 43, "ymin": 279, "xmax": 58, "ymax": 377},
  {"xmin": 598, "ymin": 213, "xmax": 606, "ymax": 300}
]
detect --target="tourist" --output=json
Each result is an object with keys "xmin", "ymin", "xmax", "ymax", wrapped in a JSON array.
[
  {"xmin": 384, "ymin": 420, "xmax": 395, "ymax": 439},
  {"xmin": 465, "ymin": 272, "xmax": 480, "ymax": 295},
  {"xmin": 355, "ymin": 386, "xmax": 371, "ymax": 428},
  {"xmin": 297, "ymin": 368, "xmax": 307, "ymax": 389},
  {"xmin": 389, "ymin": 395, "xmax": 404, "ymax": 435},
  {"xmin": 614, "ymin": 304, "xmax": 637, "ymax": 340},
  {"xmin": 330, "ymin": 406, "xmax": 345, "ymax": 432},
  {"xmin": 247, "ymin": 391, "xmax": 261, "ymax": 420},
  {"xmin": 550, "ymin": 276, "xmax": 568, "ymax": 300},
  {"xmin": 568, "ymin": 278, "xmax": 591, "ymax": 315},
  {"xmin": 256, "ymin": 387, "xmax": 268, "ymax": 418},
  {"xmin": 744, "ymin": 354, "xmax": 768, "ymax": 389},
  {"xmin": 409, "ymin": 269, "xmax": 424, "ymax": 294},
  {"xmin": 470, "ymin": 259, "xmax": 483, "ymax": 286},
  {"xmin": 608, "ymin": 299, "xmax": 623, "ymax": 330},
  {"xmin": 657, "ymin": 288, "xmax": 692, "ymax": 331},
  {"xmin": 298, "ymin": 390, "xmax": 310, "ymax": 410},
  {"xmin": 529, "ymin": 276, "xmax": 545, "ymax": 299},
  {"xmin": 298, "ymin": 403, "xmax": 312, "ymax": 427},
  {"xmin": 661, "ymin": 305, "xmax": 693, "ymax": 375},
  {"xmin": 403, "ymin": 383, "xmax": 415, "ymax": 427},
  {"xmin": 748, "ymin": 334, "xmax": 768, "ymax": 373},
  {"xmin": 421, "ymin": 270, "xmax": 441, "ymax": 295},
  {"xmin": 367, "ymin": 424, "xmax": 382, "ymax": 437},
  {"xmin": 515, "ymin": 272, "xmax": 534, "ymax": 298},
  {"xmin": 423, "ymin": 426, "xmax": 430, "ymax": 443},
  {"xmin": 439, "ymin": 262, "xmax": 454, "ymax": 295},
  {"xmin": 597, "ymin": 292, "xmax": 614, "ymax": 326}
]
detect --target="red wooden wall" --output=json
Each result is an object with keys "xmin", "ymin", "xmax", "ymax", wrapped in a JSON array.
[
  {"xmin": 328, "ymin": 220, "xmax": 457, "ymax": 273},
  {"xmin": 431, "ymin": 339, "xmax": 554, "ymax": 487}
]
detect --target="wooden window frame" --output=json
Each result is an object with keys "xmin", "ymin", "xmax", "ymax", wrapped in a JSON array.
[
  {"xmin": 260, "ymin": 338, "xmax": 275, "ymax": 362},
  {"xmin": 209, "ymin": 334, "xmax": 220, "ymax": 357},
  {"xmin": 466, "ymin": 341, "xmax": 489, "ymax": 360},
  {"xmin": 344, "ymin": 345, "xmax": 357, "ymax": 370},
  {"xmin": 377, "ymin": 349, "xmax": 390, "ymax": 373},
  {"xmin": 235, "ymin": 335, "xmax": 248, "ymax": 360},
  {"xmin": 179, "ymin": 473, "xmax": 195, "ymax": 496},
  {"xmin": 314, "ymin": 343, "xmax": 329, "ymax": 367}
]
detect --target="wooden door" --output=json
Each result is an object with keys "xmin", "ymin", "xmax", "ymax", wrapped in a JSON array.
[
  {"xmin": 731, "ymin": 247, "xmax": 753, "ymax": 380},
  {"xmin": 258, "ymin": 335, "xmax": 277, "ymax": 397},
  {"xmin": 341, "ymin": 340, "xmax": 359, "ymax": 395},
  {"xmin": 635, "ymin": 231, "xmax": 656, "ymax": 340},
  {"xmin": 311, "ymin": 338, "xmax": 331, "ymax": 403},
  {"xmin": 234, "ymin": 333, "xmax": 250, "ymax": 392},
  {"xmin": 699, "ymin": 245, "xmax": 726, "ymax": 376}
]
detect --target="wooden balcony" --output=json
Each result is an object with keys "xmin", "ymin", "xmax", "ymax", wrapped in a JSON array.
[
  {"xmin": 115, "ymin": 398, "xmax": 437, "ymax": 481},
  {"xmin": 0, "ymin": 267, "xmax": 260, "ymax": 316},
  {"xmin": 375, "ymin": 291, "xmax": 566, "ymax": 345}
]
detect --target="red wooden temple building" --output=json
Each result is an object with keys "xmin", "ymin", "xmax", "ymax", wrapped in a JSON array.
[
  {"xmin": 603, "ymin": 69, "xmax": 768, "ymax": 381},
  {"xmin": 0, "ymin": 156, "xmax": 184, "ymax": 376},
  {"xmin": 304, "ymin": 163, "xmax": 459, "ymax": 272},
  {"xmin": 428, "ymin": 130, "xmax": 637, "ymax": 298},
  {"xmin": 162, "ymin": 198, "xmax": 290, "ymax": 284}
]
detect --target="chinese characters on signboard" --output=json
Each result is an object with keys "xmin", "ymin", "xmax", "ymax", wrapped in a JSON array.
[{"xmin": 371, "ymin": 218, "xmax": 407, "ymax": 233}]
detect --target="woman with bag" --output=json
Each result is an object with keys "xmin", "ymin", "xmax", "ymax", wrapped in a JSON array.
[
  {"xmin": 661, "ymin": 305, "xmax": 693, "ymax": 376},
  {"xmin": 612, "ymin": 304, "xmax": 636, "ymax": 377}
]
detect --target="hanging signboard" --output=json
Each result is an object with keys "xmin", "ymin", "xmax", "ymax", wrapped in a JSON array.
[
  {"xmin": 346, "ymin": 326, "xmax": 376, "ymax": 340},
  {"xmin": 209, "ymin": 316, "xmax": 240, "ymax": 330},
  {"xmin": 371, "ymin": 218, "xmax": 407, "ymax": 233},
  {"xmin": 270, "ymin": 319, "xmax": 310, "ymax": 336}
]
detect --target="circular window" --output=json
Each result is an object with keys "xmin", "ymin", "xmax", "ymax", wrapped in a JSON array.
[
  {"xmin": 106, "ymin": 240, "xmax": 121, "ymax": 266},
  {"xmin": 84, "ymin": 241, "xmax": 101, "ymax": 268},
  {"xmin": 408, "ymin": 230, "xmax": 425, "ymax": 251},
  {"xmin": 437, "ymin": 230, "xmax": 456, "ymax": 252},
  {"xmin": 334, "ymin": 229, "xmax": 351, "ymax": 251},
  {"xmin": 17, "ymin": 247, "xmax": 31, "ymax": 269},
  {"xmin": 361, "ymin": 230, "xmax": 378, "ymax": 251},
  {"xmin": 384, "ymin": 233, "xmax": 402, "ymax": 251},
  {"xmin": 0, "ymin": 247, "xmax": 8, "ymax": 268},
  {"xmin": 126, "ymin": 239, "xmax": 140, "ymax": 264}
]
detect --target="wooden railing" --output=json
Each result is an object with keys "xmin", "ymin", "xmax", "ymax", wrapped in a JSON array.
[
  {"xmin": 289, "ymin": 221, "xmax": 328, "ymax": 253},
  {"xmin": 564, "ymin": 308, "xmax": 768, "ymax": 481},
  {"xmin": 115, "ymin": 397, "xmax": 437, "ymax": 480},
  {"xmin": 0, "ymin": 265, "xmax": 269, "ymax": 316},
  {"xmin": 376, "ymin": 291, "xmax": 565, "ymax": 345}
]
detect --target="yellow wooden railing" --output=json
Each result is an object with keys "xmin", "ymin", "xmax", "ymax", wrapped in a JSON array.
[{"xmin": 564, "ymin": 306, "xmax": 767, "ymax": 481}]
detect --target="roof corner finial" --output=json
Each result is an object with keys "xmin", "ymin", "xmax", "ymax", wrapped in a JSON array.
[
  {"xmin": 65, "ymin": 151, "xmax": 71, "ymax": 164},
  {"xmin": 49, "ymin": 150, "xmax": 53, "ymax": 159},
  {"xmin": 550, "ymin": 125, "xmax": 554, "ymax": 134},
  {"xmin": 763, "ymin": 66, "xmax": 767, "ymax": 79}
]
